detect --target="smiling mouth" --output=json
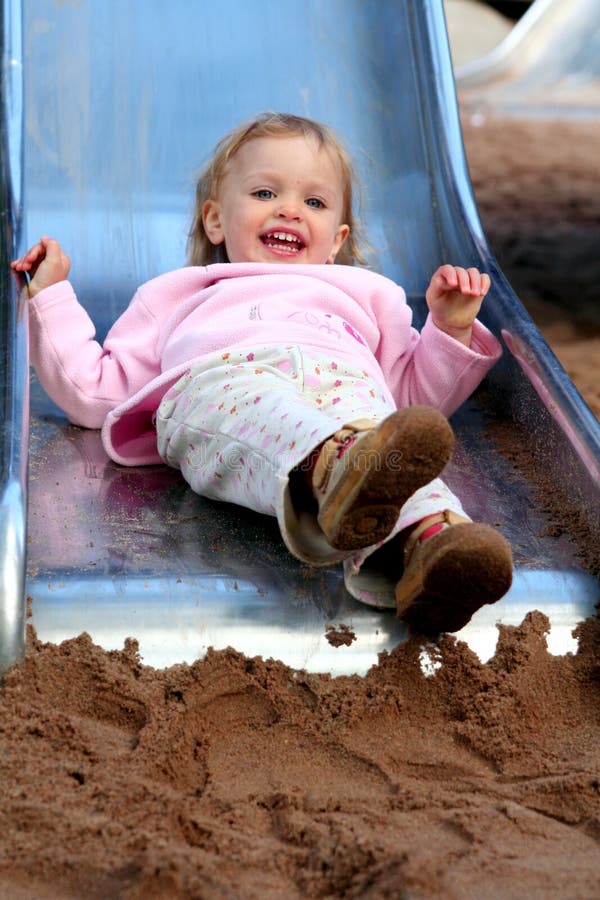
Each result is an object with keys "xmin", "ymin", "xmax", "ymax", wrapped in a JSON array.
[{"xmin": 260, "ymin": 230, "xmax": 305, "ymax": 253}]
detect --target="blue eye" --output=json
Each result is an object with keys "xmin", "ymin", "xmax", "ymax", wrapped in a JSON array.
[
  {"xmin": 306, "ymin": 197, "xmax": 324, "ymax": 209},
  {"xmin": 253, "ymin": 189, "xmax": 274, "ymax": 200}
]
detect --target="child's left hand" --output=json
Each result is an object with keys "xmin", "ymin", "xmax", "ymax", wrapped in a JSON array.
[{"xmin": 426, "ymin": 264, "xmax": 491, "ymax": 346}]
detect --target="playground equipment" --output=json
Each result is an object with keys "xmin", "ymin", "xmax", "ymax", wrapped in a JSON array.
[
  {"xmin": 1, "ymin": 0, "xmax": 598, "ymax": 674},
  {"xmin": 458, "ymin": 0, "xmax": 600, "ymax": 116}
]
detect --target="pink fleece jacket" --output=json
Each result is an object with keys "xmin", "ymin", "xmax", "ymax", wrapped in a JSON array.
[{"xmin": 28, "ymin": 262, "xmax": 502, "ymax": 465}]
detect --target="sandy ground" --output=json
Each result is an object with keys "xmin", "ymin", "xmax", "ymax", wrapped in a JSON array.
[{"xmin": 1, "ymin": 612, "xmax": 599, "ymax": 899}]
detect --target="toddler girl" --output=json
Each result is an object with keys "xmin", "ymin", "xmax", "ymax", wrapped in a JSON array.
[{"xmin": 13, "ymin": 112, "xmax": 512, "ymax": 635}]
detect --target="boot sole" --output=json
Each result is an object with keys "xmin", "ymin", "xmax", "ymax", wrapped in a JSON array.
[
  {"xmin": 396, "ymin": 523, "xmax": 513, "ymax": 635},
  {"xmin": 318, "ymin": 407, "xmax": 454, "ymax": 550}
]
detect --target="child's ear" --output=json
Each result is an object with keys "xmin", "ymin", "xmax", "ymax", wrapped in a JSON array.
[
  {"xmin": 326, "ymin": 223, "xmax": 350, "ymax": 264},
  {"xmin": 202, "ymin": 200, "xmax": 225, "ymax": 245}
]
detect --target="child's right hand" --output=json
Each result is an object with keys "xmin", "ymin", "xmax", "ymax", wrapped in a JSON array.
[{"xmin": 11, "ymin": 236, "xmax": 71, "ymax": 298}]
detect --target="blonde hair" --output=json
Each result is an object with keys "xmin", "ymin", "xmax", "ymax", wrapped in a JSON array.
[{"xmin": 187, "ymin": 112, "xmax": 369, "ymax": 267}]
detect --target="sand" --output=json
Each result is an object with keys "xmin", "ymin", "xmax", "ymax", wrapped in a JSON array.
[
  {"xmin": 462, "ymin": 115, "xmax": 600, "ymax": 419},
  {"xmin": 1, "ymin": 117, "xmax": 600, "ymax": 897},
  {"xmin": 2, "ymin": 614, "xmax": 600, "ymax": 898}
]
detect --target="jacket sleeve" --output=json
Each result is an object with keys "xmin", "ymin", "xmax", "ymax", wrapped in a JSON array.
[
  {"xmin": 364, "ymin": 276, "xmax": 502, "ymax": 417},
  {"xmin": 382, "ymin": 311, "xmax": 502, "ymax": 416},
  {"xmin": 28, "ymin": 280, "xmax": 163, "ymax": 428}
]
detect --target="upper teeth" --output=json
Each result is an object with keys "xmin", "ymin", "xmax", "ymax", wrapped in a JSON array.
[{"xmin": 271, "ymin": 232, "xmax": 298, "ymax": 242}]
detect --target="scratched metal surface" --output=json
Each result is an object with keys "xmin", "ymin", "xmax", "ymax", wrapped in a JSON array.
[{"xmin": 6, "ymin": 0, "xmax": 598, "ymax": 672}]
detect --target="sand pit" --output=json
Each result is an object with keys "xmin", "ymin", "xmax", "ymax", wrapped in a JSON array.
[
  {"xmin": 1, "ymin": 116, "xmax": 599, "ymax": 897},
  {"xmin": 1, "ymin": 613, "xmax": 600, "ymax": 898}
]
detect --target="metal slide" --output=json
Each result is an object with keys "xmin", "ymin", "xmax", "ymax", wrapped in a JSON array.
[
  {"xmin": 458, "ymin": 0, "xmax": 600, "ymax": 115},
  {"xmin": 1, "ymin": 0, "xmax": 598, "ymax": 674}
]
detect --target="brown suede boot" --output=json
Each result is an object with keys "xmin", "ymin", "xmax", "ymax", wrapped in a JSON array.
[
  {"xmin": 312, "ymin": 407, "xmax": 455, "ymax": 551},
  {"xmin": 395, "ymin": 511, "xmax": 513, "ymax": 635}
]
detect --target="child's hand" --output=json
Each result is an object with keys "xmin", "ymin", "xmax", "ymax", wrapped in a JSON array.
[
  {"xmin": 425, "ymin": 264, "xmax": 490, "ymax": 346},
  {"xmin": 11, "ymin": 236, "xmax": 71, "ymax": 298}
]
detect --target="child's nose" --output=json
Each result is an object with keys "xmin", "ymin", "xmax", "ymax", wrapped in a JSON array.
[{"xmin": 276, "ymin": 199, "xmax": 303, "ymax": 220}]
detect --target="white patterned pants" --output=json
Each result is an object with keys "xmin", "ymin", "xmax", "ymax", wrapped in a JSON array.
[{"xmin": 156, "ymin": 346, "xmax": 468, "ymax": 606}]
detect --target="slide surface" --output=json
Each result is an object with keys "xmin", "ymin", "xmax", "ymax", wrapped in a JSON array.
[{"xmin": 2, "ymin": 0, "xmax": 598, "ymax": 673}]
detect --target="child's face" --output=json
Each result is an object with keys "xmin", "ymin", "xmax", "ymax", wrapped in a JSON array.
[{"xmin": 202, "ymin": 135, "xmax": 350, "ymax": 265}]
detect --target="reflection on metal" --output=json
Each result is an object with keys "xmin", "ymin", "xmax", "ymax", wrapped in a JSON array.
[
  {"xmin": 28, "ymin": 575, "xmax": 409, "ymax": 676},
  {"xmin": 0, "ymin": 0, "xmax": 27, "ymax": 672},
  {"xmin": 1, "ymin": 0, "xmax": 598, "ymax": 674},
  {"xmin": 27, "ymin": 568, "xmax": 599, "ymax": 672},
  {"xmin": 457, "ymin": 0, "xmax": 600, "ymax": 116}
]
